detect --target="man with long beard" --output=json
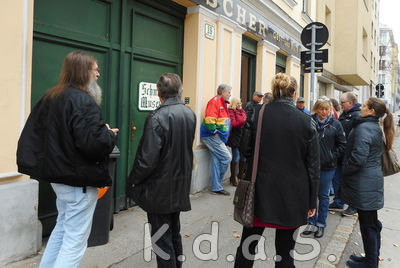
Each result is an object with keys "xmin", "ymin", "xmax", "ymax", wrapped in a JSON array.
[{"xmin": 17, "ymin": 51, "xmax": 118, "ymax": 268}]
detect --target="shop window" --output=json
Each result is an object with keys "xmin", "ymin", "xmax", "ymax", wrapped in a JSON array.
[
  {"xmin": 276, "ymin": 52, "xmax": 287, "ymax": 74},
  {"xmin": 241, "ymin": 36, "xmax": 257, "ymax": 104},
  {"xmin": 319, "ymin": 82, "xmax": 327, "ymax": 97}
]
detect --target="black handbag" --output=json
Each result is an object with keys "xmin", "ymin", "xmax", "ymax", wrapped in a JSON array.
[{"xmin": 233, "ymin": 104, "xmax": 265, "ymax": 228}]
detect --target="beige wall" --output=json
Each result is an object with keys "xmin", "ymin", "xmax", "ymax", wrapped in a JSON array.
[
  {"xmin": 334, "ymin": 0, "xmax": 377, "ymax": 85},
  {"xmin": 0, "ymin": 0, "xmax": 33, "ymax": 184}
]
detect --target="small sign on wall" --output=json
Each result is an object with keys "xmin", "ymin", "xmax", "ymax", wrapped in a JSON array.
[
  {"xmin": 138, "ymin": 82, "xmax": 160, "ymax": 111},
  {"xmin": 205, "ymin": 23, "xmax": 215, "ymax": 40}
]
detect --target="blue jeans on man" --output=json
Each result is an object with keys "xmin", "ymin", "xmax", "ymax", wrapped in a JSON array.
[
  {"xmin": 39, "ymin": 183, "xmax": 98, "ymax": 268},
  {"xmin": 309, "ymin": 170, "xmax": 336, "ymax": 227},
  {"xmin": 202, "ymin": 135, "xmax": 232, "ymax": 191}
]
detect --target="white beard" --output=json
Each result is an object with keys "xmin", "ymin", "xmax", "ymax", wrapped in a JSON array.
[{"xmin": 87, "ymin": 78, "xmax": 102, "ymax": 106}]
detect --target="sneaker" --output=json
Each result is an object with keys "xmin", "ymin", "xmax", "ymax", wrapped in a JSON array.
[
  {"xmin": 342, "ymin": 207, "xmax": 358, "ymax": 217},
  {"xmin": 302, "ymin": 224, "xmax": 317, "ymax": 235},
  {"xmin": 329, "ymin": 203, "xmax": 344, "ymax": 211},
  {"xmin": 212, "ymin": 189, "xmax": 230, "ymax": 196},
  {"xmin": 314, "ymin": 226, "xmax": 324, "ymax": 238}
]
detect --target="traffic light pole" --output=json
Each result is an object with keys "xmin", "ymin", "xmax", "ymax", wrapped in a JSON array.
[{"xmin": 306, "ymin": 24, "xmax": 324, "ymax": 108}]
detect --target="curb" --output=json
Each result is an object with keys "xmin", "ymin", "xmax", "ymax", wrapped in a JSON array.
[{"xmin": 315, "ymin": 214, "xmax": 358, "ymax": 267}]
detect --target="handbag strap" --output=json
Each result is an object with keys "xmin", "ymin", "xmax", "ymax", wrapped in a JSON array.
[{"xmin": 251, "ymin": 104, "xmax": 266, "ymax": 183}]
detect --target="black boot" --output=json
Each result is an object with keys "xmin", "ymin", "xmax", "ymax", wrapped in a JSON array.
[
  {"xmin": 230, "ymin": 162, "xmax": 238, "ymax": 186},
  {"xmin": 238, "ymin": 161, "xmax": 246, "ymax": 180}
]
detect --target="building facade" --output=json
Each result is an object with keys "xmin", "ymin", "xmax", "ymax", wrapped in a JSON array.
[
  {"xmin": 314, "ymin": 0, "xmax": 380, "ymax": 104},
  {"xmin": 379, "ymin": 25, "xmax": 399, "ymax": 111},
  {"xmin": 1, "ymin": 0, "xmax": 382, "ymax": 264}
]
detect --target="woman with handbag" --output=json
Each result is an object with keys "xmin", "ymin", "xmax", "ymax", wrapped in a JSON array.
[
  {"xmin": 302, "ymin": 97, "xmax": 346, "ymax": 238},
  {"xmin": 227, "ymin": 97, "xmax": 247, "ymax": 186},
  {"xmin": 340, "ymin": 97, "xmax": 394, "ymax": 268},
  {"xmin": 234, "ymin": 73, "xmax": 320, "ymax": 268}
]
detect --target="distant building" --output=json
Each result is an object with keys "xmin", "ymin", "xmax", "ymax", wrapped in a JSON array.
[{"xmin": 379, "ymin": 25, "xmax": 399, "ymax": 112}]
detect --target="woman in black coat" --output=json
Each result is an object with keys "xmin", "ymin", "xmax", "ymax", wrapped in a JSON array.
[
  {"xmin": 302, "ymin": 98, "xmax": 346, "ymax": 238},
  {"xmin": 341, "ymin": 97, "xmax": 394, "ymax": 268},
  {"xmin": 234, "ymin": 73, "xmax": 320, "ymax": 268}
]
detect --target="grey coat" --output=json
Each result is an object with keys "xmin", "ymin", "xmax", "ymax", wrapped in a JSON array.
[{"xmin": 340, "ymin": 116, "xmax": 384, "ymax": 211}]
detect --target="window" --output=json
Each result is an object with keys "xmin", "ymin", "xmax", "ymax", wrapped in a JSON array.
[
  {"xmin": 379, "ymin": 74, "xmax": 385, "ymax": 84},
  {"xmin": 362, "ymin": 28, "xmax": 368, "ymax": 59},
  {"xmin": 379, "ymin": 60, "xmax": 387, "ymax": 70},
  {"xmin": 371, "ymin": 22, "xmax": 374, "ymax": 39},
  {"xmin": 303, "ymin": 0, "xmax": 310, "ymax": 14},
  {"xmin": 370, "ymin": 51, "xmax": 373, "ymax": 67},
  {"xmin": 325, "ymin": 6, "xmax": 331, "ymax": 43},
  {"xmin": 379, "ymin": 46, "xmax": 386, "ymax": 56}
]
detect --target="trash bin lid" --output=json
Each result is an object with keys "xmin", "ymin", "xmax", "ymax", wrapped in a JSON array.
[{"xmin": 109, "ymin": 146, "xmax": 120, "ymax": 159}]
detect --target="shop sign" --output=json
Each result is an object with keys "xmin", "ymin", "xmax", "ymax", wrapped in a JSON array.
[
  {"xmin": 191, "ymin": 0, "xmax": 302, "ymax": 57},
  {"xmin": 138, "ymin": 82, "xmax": 161, "ymax": 111}
]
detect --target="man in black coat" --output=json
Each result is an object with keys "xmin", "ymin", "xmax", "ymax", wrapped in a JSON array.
[
  {"xmin": 330, "ymin": 92, "xmax": 361, "ymax": 216},
  {"xmin": 127, "ymin": 73, "xmax": 196, "ymax": 268},
  {"xmin": 17, "ymin": 51, "xmax": 118, "ymax": 267}
]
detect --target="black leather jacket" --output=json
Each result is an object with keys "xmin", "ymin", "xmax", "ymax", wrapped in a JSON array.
[
  {"xmin": 127, "ymin": 97, "xmax": 196, "ymax": 214},
  {"xmin": 17, "ymin": 87, "xmax": 116, "ymax": 187}
]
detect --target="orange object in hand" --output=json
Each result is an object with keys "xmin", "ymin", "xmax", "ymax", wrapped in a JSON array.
[{"xmin": 98, "ymin": 187, "xmax": 109, "ymax": 199}]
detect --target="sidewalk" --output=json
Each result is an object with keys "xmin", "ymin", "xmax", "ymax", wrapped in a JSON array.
[{"xmin": 6, "ymin": 182, "xmax": 357, "ymax": 268}]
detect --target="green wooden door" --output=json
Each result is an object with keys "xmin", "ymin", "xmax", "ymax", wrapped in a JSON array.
[{"xmin": 32, "ymin": 0, "xmax": 185, "ymax": 236}]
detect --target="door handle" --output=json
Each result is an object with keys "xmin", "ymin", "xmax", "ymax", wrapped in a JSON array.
[{"xmin": 130, "ymin": 121, "xmax": 137, "ymax": 141}]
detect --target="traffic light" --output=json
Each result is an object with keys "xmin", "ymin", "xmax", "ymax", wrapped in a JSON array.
[{"xmin": 375, "ymin": 84, "xmax": 384, "ymax": 98}]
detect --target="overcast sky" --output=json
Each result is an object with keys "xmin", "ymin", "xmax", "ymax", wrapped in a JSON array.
[{"xmin": 380, "ymin": 0, "xmax": 400, "ymax": 43}]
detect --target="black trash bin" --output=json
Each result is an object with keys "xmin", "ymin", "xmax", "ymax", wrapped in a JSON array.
[{"xmin": 88, "ymin": 146, "xmax": 120, "ymax": 247}]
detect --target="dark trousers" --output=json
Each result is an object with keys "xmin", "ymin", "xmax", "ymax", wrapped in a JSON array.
[
  {"xmin": 147, "ymin": 212, "xmax": 182, "ymax": 268},
  {"xmin": 234, "ymin": 226, "xmax": 296, "ymax": 268},
  {"xmin": 358, "ymin": 210, "xmax": 382, "ymax": 268}
]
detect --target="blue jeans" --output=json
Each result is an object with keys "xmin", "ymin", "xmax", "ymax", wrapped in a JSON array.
[
  {"xmin": 309, "ymin": 170, "xmax": 336, "ymax": 227},
  {"xmin": 231, "ymin": 147, "xmax": 246, "ymax": 163},
  {"xmin": 39, "ymin": 183, "xmax": 98, "ymax": 268},
  {"xmin": 202, "ymin": 136, "xmax": 232, "ymax": 191},
  {"xmin": 332, "ymin": 166, "xmax": 344, "ymax": 208}
]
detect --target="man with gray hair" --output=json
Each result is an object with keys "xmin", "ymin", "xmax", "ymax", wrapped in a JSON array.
[
  {"xmin": 128, "ymin": 73, "xmax": 196, "ymax": 267},
  {"xmin": 200, "ymin": 84, "xmax": 232, "ymax": 195},
  {"xmin": 329, "ymin": 92, "xmax": 361, "ymax": 217}
]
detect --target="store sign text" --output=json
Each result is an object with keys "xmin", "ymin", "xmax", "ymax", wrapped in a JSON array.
[
  {"xmin": 192, "ymin": 0, "xmax": 302, "ymax": 56},
  {"xmin": 138, "ymin": 82, "xmax": 160, "ymax": 111}
]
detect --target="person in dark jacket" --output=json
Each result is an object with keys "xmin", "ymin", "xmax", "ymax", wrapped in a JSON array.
[
  {"xmin": 302, "ymin": 97, "xmax": 346, "ymax": 238},
  {"xmin": 127, "ymin": 73, "xmax": 196, "ymax": 268},
  {"xmin": 17, "ymin": 51, "xmax": 118, "ymax": 268},
  {"xmin": 340, "ymin": 97, "xmax": 394, "ymax": 268},
  {"xmin": 227, "ymin": 97, "xmax": 246, "ymax": 186},
  {"xmin": 234, "ymin": 73, "xmax": 320, "ymax": 268},
  {"xmin": 330, "ymin": 92, "xmax": 361, "ymax": 216}
]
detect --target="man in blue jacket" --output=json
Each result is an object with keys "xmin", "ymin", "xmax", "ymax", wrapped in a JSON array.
[{"xmin": 296, "ymin": 96, "xmax": 310, "ymax": 114}]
